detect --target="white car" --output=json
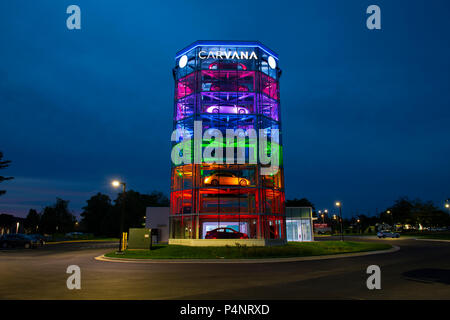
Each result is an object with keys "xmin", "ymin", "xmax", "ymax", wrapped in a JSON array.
[
  {"xmin": 377, "ymin": 230, "xmax": 400, "ymax": 238},
  {"xmin": 206, "ymin": 105, "xmax": 249, "ymax": 114}
]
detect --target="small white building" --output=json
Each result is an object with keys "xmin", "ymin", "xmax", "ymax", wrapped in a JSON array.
[
  {"xmin": 145, "ymin": 207, "xmax": 170, "ymax": 243},
  {"xmin": 285, "ymin": 207, "xmax": 314, "ymax": 242}
]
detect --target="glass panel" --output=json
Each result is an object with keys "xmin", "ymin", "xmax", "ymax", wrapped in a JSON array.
[
  {"xmin": 198, "ymin": 188, "xmax": 258, "ymax": 214},
  {"xmin": 176, "ymin": 73, "xmax": 196, "ymax": 100}
]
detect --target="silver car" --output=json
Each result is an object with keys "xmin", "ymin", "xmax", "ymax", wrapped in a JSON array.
[{"xmin": 377, "ymin": 230, "xmax": 400, "ymax": 238}]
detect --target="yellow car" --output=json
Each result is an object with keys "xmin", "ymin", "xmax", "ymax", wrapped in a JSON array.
[{"xmin": 204, "ymin": 172, "xmax": 250, "ymax": 186}]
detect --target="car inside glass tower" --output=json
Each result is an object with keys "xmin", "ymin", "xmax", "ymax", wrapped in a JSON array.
[{"xmin": 170, "ymin": 41, "xmax": 285, "ymax": 243}]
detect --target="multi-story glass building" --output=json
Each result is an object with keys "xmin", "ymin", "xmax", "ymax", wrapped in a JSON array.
[{"xmin": 170, "ymin": 41, "xmax": 285, "ymax": 245}]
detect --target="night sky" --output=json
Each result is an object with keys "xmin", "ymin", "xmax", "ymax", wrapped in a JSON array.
[{"xmin": 1, "ymin": 0, "xmax": 449, "ymax": 218}]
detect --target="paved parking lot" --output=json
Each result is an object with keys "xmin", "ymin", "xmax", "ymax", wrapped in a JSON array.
[{"xmin": 0, "ymin": 238, "xmax": 449, "ymax": 299}]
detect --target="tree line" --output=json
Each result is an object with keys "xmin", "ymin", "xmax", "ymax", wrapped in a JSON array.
[
  {"xmin": 20, "ymin": 192, "xmax": 450, "ymax": 236},
  {"xmin": 287, "ymin": 197, "xmax": 450, "ymax": 231},
  {"xmin": 24, "ymin": 191, "xmax": 169, "ymax": 236}
]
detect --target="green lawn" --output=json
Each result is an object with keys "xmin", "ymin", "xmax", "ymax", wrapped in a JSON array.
[
  {"xmin": 415, "ymin": 233, "xmax": 450, "ymax": 240},
  {"xmin": 399, "ymin": 231, "xmax": 450, "ymax": 240},
  {"xmin": 104, "ymin": 241, "xmax": 392, "ymax": 260}
]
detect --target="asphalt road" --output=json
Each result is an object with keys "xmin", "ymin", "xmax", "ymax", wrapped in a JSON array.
[{"xmin": 0, "ymin": 238, "xmax": 449, "ymax": 299}]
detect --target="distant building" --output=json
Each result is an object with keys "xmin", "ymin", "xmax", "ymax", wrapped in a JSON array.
[
  {"xmin": 313, "ymin": 223, "xmax": 332, "ymax": 234},
  {"xmin": 145, "ymin": 207, "xmax": 169, "ymax": 243},
  {"xmin": 0, "ymin": 214, "xmax": 25, "ymax": 235},
  {"xmin": 285, "ymin": 207, "xmax": 313, "ymax": 241}
]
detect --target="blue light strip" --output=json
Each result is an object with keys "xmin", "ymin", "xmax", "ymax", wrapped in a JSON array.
[{"xmin": 175, "ymin": 41, "xmax": 279, "ymax": 60}]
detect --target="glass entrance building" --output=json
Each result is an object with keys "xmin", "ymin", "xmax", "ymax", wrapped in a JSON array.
[{"xmin": 170, "ymin": 41, "xmax": 285, "ymax": 244}]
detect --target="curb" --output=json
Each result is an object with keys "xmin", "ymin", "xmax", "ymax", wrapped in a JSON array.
[
  {"xmin": 47, "ymin": 240, "xmax": 119, "ymax": 245},
  {"xmin": 95, "ymin": 245, "xmax": 400, "ymax": 264}
]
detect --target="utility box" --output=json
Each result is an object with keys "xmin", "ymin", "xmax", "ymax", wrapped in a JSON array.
[{"xmin": 127, "ymin": 228, "xmax": 151, "ymax": 249}]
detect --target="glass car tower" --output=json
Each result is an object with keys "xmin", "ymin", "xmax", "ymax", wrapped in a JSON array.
[{"xmin": 170, "ymin": 41, "xmax": 285, "ymax": 244}]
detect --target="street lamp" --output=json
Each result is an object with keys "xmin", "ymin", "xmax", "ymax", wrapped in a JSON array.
[
  {"xmin": 112, "ymin": 180, "xmax": 127, "ymax": 252},
  {"xmin": 386, "ymin": 210, "xmax": 394, "ymax": 228},
  {"xmin": 335, "ymin": 201, "xmax": 344, "ymax": 241}
]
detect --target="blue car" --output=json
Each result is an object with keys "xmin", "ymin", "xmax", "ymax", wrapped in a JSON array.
[{"xmin": 0, "ymin": 234, "xmax": 40, "ymax": 249}]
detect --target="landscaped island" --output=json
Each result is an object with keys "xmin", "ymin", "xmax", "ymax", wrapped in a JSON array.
[{"xmin": 104, "ymin": 241, "xmax": 392, "ymax": 260}]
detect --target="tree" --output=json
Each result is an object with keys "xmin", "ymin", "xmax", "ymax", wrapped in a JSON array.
[
  {"xmin": 81, "ymin": 193, "xmax": 112, "ymax": 235},
  {"xmin": 0, "ymin": 151, "xmax": 13, "ymax": 197},
  {"xmin": 382, "ymin": 197, "xmax": 450, "ymax": 228},
  {"xmin": 411, "ymin": 200, "xmax": 449, "ymax": 227},
  {"xmin": 99, "ymin": 190, "xmax": 169, "ymax": 237},
  {"xmin": 25, "ymin": 209, "xmax": 40, "ymax": 233},
  {"xmin": 40, "ymin": 198, "xmax": 76, "ymax": 234},
  {"xmin": 381, "ymin": 197, "xmax": 414, "ymax": 225}
]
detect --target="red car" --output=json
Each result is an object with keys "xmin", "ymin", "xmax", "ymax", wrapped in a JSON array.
[{"xmin": 205, "ymin": 227, "xmax": 249, "ymax": 239}]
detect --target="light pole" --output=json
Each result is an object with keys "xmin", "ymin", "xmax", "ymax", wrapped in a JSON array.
[
  {"xmin": 386, "ymin": 210, "xmax": 394, "ymax": 229},
  {"xmin": 335, "ymin": 201, "xmax": 344, "ymax": 241},
  {"xmin": 112, "ymin": 180, "xmax": 126, "ymax": 252}
]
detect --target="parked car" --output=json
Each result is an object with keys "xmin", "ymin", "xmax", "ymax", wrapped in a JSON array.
[
  {"xmin": 28, "ymin": 234, "xmax": 47, "ymax": 246},
  {"xmin": 204, "ymin": 172, "xmax": 250, "ymax": 186},
  {"xmin": 377, "ymin": 230, "xmax": 400, "ymax": 238},
  {"xmin": 0, "ymin": 234, "xmax": 39, "ymax": 249},
  {"xmin": 205, "ymin": 228, "xmax": 249, "ymax": 239},
  {"xmin": 65, "ymin": 232, "xmax": 84, "ymax": 239}
]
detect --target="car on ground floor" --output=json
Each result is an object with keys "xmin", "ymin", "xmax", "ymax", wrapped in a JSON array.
[{"xmin": 205, "ymin": 227, "xmax": 249, "ymax": 239}]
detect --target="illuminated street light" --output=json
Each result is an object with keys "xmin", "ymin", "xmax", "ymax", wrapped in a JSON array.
[
  {"xmin": 112, "ymin": 179, "xmax": 127, "ymax": 252},
  {"xmin": 386, "ymin": 210, "xmax": 394, "ymax": 227},
  {"xmin": 112, "ymin": 180, "xmax": 121, "ymax": 188},
  {"xmin": 335, "ymin": 201, "xmax": 344, "ymax": 241}
]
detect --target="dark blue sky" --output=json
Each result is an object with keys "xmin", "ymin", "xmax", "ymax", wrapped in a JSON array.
[{"xmin": 1, "ymin": 0, "xmax": 449, "ymax": 218}]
